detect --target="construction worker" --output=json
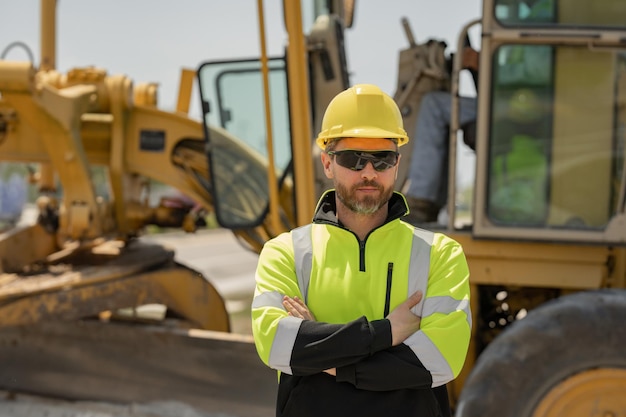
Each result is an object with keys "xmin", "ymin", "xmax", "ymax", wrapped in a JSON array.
[
  {"xmin": 404, "ymin": 47, "xmax": 479, "ymax": 224},
  {"xmin": 251, "ymin": 84, "xmax": 471, "ymax": 417},
  {"xmin": 404, "ymin": 0, "xmax": 554, "ymax": 224}
]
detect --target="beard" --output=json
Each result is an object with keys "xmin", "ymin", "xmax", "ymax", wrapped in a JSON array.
[{"xmin": 335, "ymin": 180, "xmax": 394, "ymax": 215}]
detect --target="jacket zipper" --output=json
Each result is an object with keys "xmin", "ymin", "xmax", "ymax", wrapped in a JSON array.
[
  {"xmin": 384, "ymin": 262, "xmax": 393, "ymax": 317},
  {"xmin": 359, "ymin": 240, "xmax": 366, "ymax": 271},
  {"xmin": 356, "ymin": 236, "xmax": 393, "ymax": 316}
]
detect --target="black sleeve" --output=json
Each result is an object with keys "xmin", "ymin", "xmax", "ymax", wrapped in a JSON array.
[
  {"xmin": 290, "ymin": 316, "xmax": 392, "ymax": 375},
  {"xmin": 335, "ymin": 343, "xmax": 433, "ymax": 391}
]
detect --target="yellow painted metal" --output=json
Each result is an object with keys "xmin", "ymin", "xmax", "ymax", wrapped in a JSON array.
[
  {"xmin": 256, "ymin": 0, "xmax": 284, "ymax": 235},
  {"xmin": 0, "ymin": 61, "xmax": 35, "ymax": 92},
  {"xmin": 124, "ymin": 106, "xmax": 211, "ymax": 205},
  {"xmin": 446, "ymin": 18, "xmax": 481, "ymax": 232},
  {"xmin": 40, "ymin": 0, "xmax": 56, "ymax": 71},
  {"xmin": 612, "ymin": 248, "xmax": 626, "ymax": 288},
  {"xmin": 453, "ymin": 233, "xmax": 610, "ymax": 289},
  {"xmin": 175, "ymin": 68, "xmax": 195, "ymax": 114},
  {"xmin": 151, "ymin": 265, "xmax": 230, "ymax": 331},
  {"xmin": 532, "ymin": 368, "xmax": 626, "ymax": 417},
  {"xmin": 0, "ymin": 84, "xmax": 213, "ymax": 232},
  {"xmin": 3, "ymin": 85, "xmax": 104, "ymax": 241},
  {"xmin": 38, "ymin": 0, "xmax": 58, "ymax": 195},
  {"xmin": 283, "ymin": 0, "xmax": 316, "ymax": 226},
  {"xmin": 0, "ymin": 224, "xmax": 58, "ymax": 273},
  {"xmin": 106, "ymin": 74, "xmax": 133, "ymax": 235},
  {"xmin": 37, "ymin": 163, "xmax": 56, "ymax": 192},
  {"xmin": 134, "ymin": 82, "xmax": 158, "ymax": 107},
  {"xmin": 0, "ymin": 240, "xmax": 229, "ymax": 331}
]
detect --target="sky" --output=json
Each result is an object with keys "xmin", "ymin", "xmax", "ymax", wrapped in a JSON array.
[
  {"xmin": 1, "ymin": 0, "xmax": 481, "ymax": 112},
  {"xmin": 1, "ymin": 0, "xmax": 481, "ymax": 186}
]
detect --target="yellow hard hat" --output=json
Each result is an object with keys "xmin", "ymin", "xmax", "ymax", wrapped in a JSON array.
[{"xmin": 315, "ymin": 84, "xmax": 409, "ymax": 150}]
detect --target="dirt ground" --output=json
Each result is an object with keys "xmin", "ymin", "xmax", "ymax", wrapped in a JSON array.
[{"xmin": 0, "ymin": 392, "xmax": 240, "ymax": 417}]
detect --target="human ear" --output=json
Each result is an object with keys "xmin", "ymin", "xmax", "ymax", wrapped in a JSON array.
[{"xmin": 321, "ymin": 152, "xmax": 334, "ymax": 179}]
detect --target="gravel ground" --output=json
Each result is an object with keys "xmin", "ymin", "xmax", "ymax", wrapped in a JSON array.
[{"xmin": 0, "ymin": 393, "xmax": 242, "ymax": 417}]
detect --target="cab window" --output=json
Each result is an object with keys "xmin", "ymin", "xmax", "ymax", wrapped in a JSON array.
[
  {"xmin": 486, "ymin": 44, "xmax": 626, "ymax": 230},
  {"xmin": 494, "ymin": 0, "xmax": 626, "ymax": 29}
]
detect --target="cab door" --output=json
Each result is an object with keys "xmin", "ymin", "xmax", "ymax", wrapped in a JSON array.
[{"xmin": 473, "ymin": 0, "xmax": 626, "ymax": 244}]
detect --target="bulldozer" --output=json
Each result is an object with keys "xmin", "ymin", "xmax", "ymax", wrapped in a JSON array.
[{"xmin": 1, "ymin": 0, "xmax": 625, "ymax": 416}]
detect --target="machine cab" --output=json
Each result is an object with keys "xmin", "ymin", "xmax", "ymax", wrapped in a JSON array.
[{"xmin": 472, "ymin": 0, "xmax": 626, "ymax": 244}]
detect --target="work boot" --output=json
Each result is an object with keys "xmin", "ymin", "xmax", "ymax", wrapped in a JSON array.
[{"xmin": 404, "ymin": 197, "xmax": 440, "ymax": 224}]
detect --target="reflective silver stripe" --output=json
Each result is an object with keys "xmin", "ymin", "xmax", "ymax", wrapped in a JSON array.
[
  {"xmin": 423, "ymin": 296, "xmax": 472, "ymax": 329},
  {"xmin": 405, "ymin": 229, "xmax": 470, "ymax": 386},
  {"xmin": 408, "ymin": 227, "xmax": 434, "ymax": 316},
  {"xmin": 291, "ymin": 224, "xmax": 313, "ymax": 303},
  {"xmin": 252, "ymin": 290, "xmax": 286, "ymax": 310},
  {"xmin": 264, "ymin": 225, "xmax": 311, "ymax": 374},
  {"xmin": 268, "ymin": 316, "xmax": 303, "ymax": 374},
  {"xmin": 404, "ymin": 331, "xmax": 453, "ymax": 387},
  {"xmin": 289, "ymin": 223, "xmax": 460, "ymax": 384}
]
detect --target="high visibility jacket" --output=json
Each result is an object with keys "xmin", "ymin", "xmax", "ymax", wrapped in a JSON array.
[{"xmin": 252, "ymin": 191, "xmax": 471, "ymax": 417}]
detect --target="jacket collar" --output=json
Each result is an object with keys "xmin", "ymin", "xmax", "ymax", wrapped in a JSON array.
[{"xmin": 312, "ymin": 189, "xmax": 409, "ymax": 227}]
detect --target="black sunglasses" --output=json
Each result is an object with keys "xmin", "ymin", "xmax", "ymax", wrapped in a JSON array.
[{"xmin": 327, "ymin": 149, "xmax": 399, "ymax": 172}]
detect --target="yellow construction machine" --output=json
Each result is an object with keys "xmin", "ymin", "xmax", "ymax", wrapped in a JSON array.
[
  {"xmin": 1, "ymin": 0, "xmax": 625, "ymax": 416},
  {"xmin": 0, "ymin": 1, "xmax": 285, "ymax": 416}
]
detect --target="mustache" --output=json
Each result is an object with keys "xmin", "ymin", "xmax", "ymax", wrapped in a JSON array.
[{"xmin": 352, "ymin": 180, "xmax": 383, "ymax": 190}]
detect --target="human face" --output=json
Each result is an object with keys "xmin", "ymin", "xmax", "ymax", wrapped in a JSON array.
[{"xmin": 322, "ymin": 138, "xmax": 400, "ymax": 215}]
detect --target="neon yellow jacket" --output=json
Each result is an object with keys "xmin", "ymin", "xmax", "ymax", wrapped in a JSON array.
[{"xmin": 252, "ymin": 191, "xmax": 471, "ymax": 417}]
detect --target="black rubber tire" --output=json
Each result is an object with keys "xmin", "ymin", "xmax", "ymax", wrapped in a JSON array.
[{"xmin": 456, "ymin": 289, "xmax": 626, "ymax": 417}]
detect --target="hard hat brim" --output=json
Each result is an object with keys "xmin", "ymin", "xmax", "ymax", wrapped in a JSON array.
[{"xmin": 316, "ymin": 128, "xmax": 409, "ymax": 150}]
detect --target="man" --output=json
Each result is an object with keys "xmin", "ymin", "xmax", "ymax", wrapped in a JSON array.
[
  {"xmin": 405, "ymin": 47, "xmax": 479, "ymax": 224},
  {"xmin": 251, "ymin": 84, "xmax": 471, "ymax": 417}
]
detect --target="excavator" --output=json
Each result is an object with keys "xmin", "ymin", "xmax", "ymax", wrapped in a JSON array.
[{"xmin": 1, "ymin": 0, "xmax": 625, "ymax": 416}]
